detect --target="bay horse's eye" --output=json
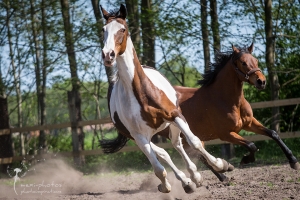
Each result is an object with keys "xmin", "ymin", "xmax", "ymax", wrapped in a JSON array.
[{"xmin": 242, "ymin": 62, "xmax": 247, "ymax": 66}]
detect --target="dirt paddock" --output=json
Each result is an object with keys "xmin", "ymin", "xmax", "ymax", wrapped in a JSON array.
[{"xmin": 0, "ymin": 159, "xmax": 299, "ymax": 200}]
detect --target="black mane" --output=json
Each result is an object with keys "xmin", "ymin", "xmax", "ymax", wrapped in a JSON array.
[{"xmin": 198, "ymin": 47, "xmax": 250, "ymax": 86}]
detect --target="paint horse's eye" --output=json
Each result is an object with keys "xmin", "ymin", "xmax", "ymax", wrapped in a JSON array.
[
  {"xmin": 102, "ymin": 28, "xmax": 104, "ymax": 32},
  {"xmin": 120, "ymin": 28, "xmax": 126, "ymax": 33}
]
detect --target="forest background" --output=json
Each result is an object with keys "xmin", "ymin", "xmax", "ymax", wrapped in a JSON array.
[{"xmin": 0, "ymin": 0, "xmax": 299, "ymax": 169}]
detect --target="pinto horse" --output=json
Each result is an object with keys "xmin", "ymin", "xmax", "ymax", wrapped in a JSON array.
[
  {"xmin": 100, "ymin": 4, "xmax": 232, "ymax": 193},
  {"xmin": 101, "ymin": 41, "xmax": 299, "ymax": 182}
]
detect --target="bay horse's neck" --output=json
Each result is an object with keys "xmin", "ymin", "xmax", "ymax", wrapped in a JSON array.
[
  {"xmin": 116, "ymin": 37, "xmax": 143, "ymax": 89},
  {"xmin": 211, "ymin": 61, "xmax": 244, "ymax": 103}
]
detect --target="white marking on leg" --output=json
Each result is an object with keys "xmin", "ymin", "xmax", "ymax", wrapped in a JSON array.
[
  {"xmin": 173, "ymin": 117, "xmax": 227, "ymax": 172},
  {"xmin": 169, "ymin": 124, "xmax": 203, "ymax": 187},
  {"xmin": 150, "ymin": 142, "xmax": 193, "ymax": 190},
  {"xmin": 133, "ymin": 134, "xmax": 171, "ymax": 193}
]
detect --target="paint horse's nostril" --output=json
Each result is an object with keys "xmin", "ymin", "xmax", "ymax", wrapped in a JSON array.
[
  {"xmin": 110, "ymin": 50, "xmax": 115, "ymax": 58},
  {"xmin": 102, "ymin": 50, "xmax": 106, "ymax": 59}
]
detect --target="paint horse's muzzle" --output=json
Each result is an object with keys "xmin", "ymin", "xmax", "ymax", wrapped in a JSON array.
[{"xmin": 102, "ymin": 49, "xmax": 115, "ymax": 67}]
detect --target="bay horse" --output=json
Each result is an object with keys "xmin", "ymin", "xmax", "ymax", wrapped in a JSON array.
[
  {"xmin": 101, "ymin": 41, "xmax": 300, "ymax": 182},
  {"xmin": 100, "ymin": 4, "xmax": 232, "ymax": 193}
]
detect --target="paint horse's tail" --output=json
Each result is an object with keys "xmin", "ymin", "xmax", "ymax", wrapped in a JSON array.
[{"xmin": 99, "ymin": 131, "xmax": 129, "ymax": 153}]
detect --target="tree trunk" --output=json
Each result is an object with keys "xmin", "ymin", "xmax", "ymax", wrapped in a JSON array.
[
  {"xmin": 201, "ymin": 0, "xmax": 210, "ymax": 71},
  {"xmin": 264, "ymin": 0, "xmax": 280, "ymax": 132},
  {"xmin": 5, "ymin": 0, "xmax": 25, "ymax": 156},
  {"xmin": 210, "ymin": 0, "xmax": 220, "ymax": 52},
  {"xmin": 0, "ymin": 97, "xmax": 13, "ymax": 173},
  {"xmin": 40, "ymin": 0, "xmax": 48, "ymax": 150},
  {"xmin": 91, "ymin": 0, "xmax": 114, "ymax": 82},
  {"xmin": 141, "ymin": 0, "xmax": 155, "ymax": 67},
  {"xmin": 60, "ymin": 0, "xmax": 85, "ymax": 165},
  {"xmin": 125, "ymin": 0, "xmax": 141, "ymax": 59}
]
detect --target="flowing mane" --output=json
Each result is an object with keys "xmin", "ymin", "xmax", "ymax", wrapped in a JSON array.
[{"xmin": 198, "ymin": 47, "xmax": 251, "ymax": 86}]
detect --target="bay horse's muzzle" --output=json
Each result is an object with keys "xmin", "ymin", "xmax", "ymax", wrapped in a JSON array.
[
  {"xmin": 102, "ymin": 50, "xmax": 115, "ymax": 67},
  {"xmin": 256, "ymin": 78, "xmax": 266, "ymax": 89}
]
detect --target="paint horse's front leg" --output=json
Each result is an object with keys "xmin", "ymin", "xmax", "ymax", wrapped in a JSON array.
[
  {"xmin": 150, "ymin": 142, "xmax": 195, "ymax": 193},
  {"xmin": 173, "ymin": 117, "xmax": 234, "ymax": 173},
  {"xmin": 132, "ymin": 133, "xmax": 171, "ymax": 193}
]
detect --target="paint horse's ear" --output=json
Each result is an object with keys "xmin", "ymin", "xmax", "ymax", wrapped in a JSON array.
[
  {"xmin": 247, "ymin": 42, "xmax": 254, "ymax": 54},
  {"xmin": 118, "ymin": 4, "xmax": 127, "ymax": 19},
  {"xmin": 100, "ymin": 5, "xmax": 109, "ymax": 20},
  {"xmin": 232, "ymin": 44, "xmax": 239, "ymax": 53}
]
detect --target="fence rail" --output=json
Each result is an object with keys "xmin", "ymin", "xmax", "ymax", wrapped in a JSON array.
[{"xmin": 1, "ymin": 98, "xmax": 300, "ymax": 164}]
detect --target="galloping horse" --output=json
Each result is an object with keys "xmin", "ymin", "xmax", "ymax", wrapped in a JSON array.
[
  {"xmin": 101, "ymin": 40, "xmax": 299, "ymax": 182},
  {"xmin": 100, "ymin": 4, "xmax": 232, "ymax": 193}
]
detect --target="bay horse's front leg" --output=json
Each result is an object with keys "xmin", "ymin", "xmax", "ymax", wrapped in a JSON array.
[
  {"xmin": 219, "ymin": 131, "xmax": 258, "ymax": 165},
  {"xmin": 245, "ymin": 117, "xmax": 300, "ymax": 170},
  {"xmin": 173, "ymin": 117, "xmax": 234, "ymax": 172}
]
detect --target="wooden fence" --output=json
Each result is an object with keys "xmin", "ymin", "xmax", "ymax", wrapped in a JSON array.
[{"xmin": 0, "ymin": 97, "xmax": 300, "ymax": 164}]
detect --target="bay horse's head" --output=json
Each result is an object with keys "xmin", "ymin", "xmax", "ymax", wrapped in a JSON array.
[
  {"xmin": 101, "ymin": 4, "xmax": 129, "ymax": 67},
  {"xmin": 231, "ymin": 43, "xmax": 266, "ymax": 89}
]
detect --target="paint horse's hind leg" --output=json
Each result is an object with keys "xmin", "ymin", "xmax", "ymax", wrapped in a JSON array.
[
  {"xmin": 169, "ymin": 124, "xmax": 203, "ymax": 187},
  {"xmin": 150, "ymin": 142, "xmax": 195, "ymax": 193},
  {"xmin": 173, "ymin": 117, "xmax": 233, "ymax": 173},
  {"xmin": 245, "ymin": 117, "xmax": 300, "ymax": 170},
  {"xmin": 133, "ymin": 134, "xmax": 171, "ymax": 193},
  {"xmin": 198, "ymin": 155, "xmax": 230, "ymax": 182}
]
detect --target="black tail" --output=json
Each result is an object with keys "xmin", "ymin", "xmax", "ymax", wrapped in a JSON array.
[{"xmin": 99, "ymin": 131, "xmax": 129, "ymax": 154}]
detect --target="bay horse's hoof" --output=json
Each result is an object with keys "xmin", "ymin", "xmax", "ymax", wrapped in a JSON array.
[
  {"xmin": 158, "ymin": 184, "xmax": 171, "ymax": 193},
  {"xmin": 290, "ymin": 162, "xmax": 300, "ymax": 170},
  {"xmin": 183, "ymin": 184, "xmax": 195, "ymax": 194},
  {"xmin": 240, "ymin": 153, "xmax": 256, "ymax": 165}
]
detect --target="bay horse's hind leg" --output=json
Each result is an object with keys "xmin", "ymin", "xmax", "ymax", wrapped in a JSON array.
[
  {"xmin": 133, "ymin": 134, "xmax": 171, "ymax": 193},
  {"xmin": 173, "ymin": 117, "xmax": 233, "ymax": 173},
  {"xmin": 245, "ymin": 117, "xmax": 300, "ymax": 170},
  {"xmin": 150, "ymin": 142, "xmax": 195, "ymax": 193},
  {"xmin": 169, "ymin": 124, "xmax": 203, "ymax": 187}
]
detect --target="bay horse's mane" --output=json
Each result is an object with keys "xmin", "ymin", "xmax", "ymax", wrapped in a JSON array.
[{"xmin": 198, "ymin": 46, "xmax": 251, "ymax": 87}]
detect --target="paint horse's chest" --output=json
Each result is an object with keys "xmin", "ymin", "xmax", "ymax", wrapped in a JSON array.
[{"xmin": 109, "ymin": 68, "xmax": 178, "ymax": 136}]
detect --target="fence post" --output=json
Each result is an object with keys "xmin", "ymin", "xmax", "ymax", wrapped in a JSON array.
[{"xmin": 0, "ymin": 96, "xmax": 13, "ymax": 174}]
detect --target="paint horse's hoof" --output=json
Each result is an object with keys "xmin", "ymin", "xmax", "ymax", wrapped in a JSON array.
[
  {"xmin": 290, "ymin": 162, "xmax": 300, "ymax": 170},
  {"xmin": 157, "ymin": 184, "xmax": 171, "ymax": 193},
  {"xmin": 183, "ymin": 184, "xmax": 195, "ymax": 194},
  {"xmin": 218, "ymin": 159, "xmax": 234, "ymax": 173}
]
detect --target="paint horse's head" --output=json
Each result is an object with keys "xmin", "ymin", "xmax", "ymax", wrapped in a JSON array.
[
  {"xmin": 231, "ymin": 43, "xmax": 266, "ymax": 89},
  {"xmin": 101, "ymin": 4, "xmax": 129, "ymax": 67}
]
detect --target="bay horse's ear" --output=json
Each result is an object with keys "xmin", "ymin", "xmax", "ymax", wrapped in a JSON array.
[
  {"xmin": 100, "ymin": 5, "xmax": 109, "ymax": 20},
  {"xmin": 118, "ymin": 4, "xmax": 127, "ymax": 19},
  {"xmin": 248, "ymin": 42, "xmax": 254, "ymax": 54},
  {"xmin": 232, "ymin": 44, "xmax": 239, "ymax": 53}
]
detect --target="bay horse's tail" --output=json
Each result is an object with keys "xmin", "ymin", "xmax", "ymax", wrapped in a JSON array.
[{"xmin": 99, "ymin": 131, "xmax": 129, "ymax": 153}]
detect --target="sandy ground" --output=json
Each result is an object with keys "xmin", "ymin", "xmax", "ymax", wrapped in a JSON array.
[{"xmin": 0, "ymin": 158, "xmax": 299, "ymax": 200}]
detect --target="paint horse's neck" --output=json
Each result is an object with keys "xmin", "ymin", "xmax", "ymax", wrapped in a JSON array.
[
  {"xmin": 212, "ymin": 59, "xmax": 245, "ymax": 104},
  {"xmin": 116, "ymin": 37, "xmax": 142, "ymax": 89}
]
